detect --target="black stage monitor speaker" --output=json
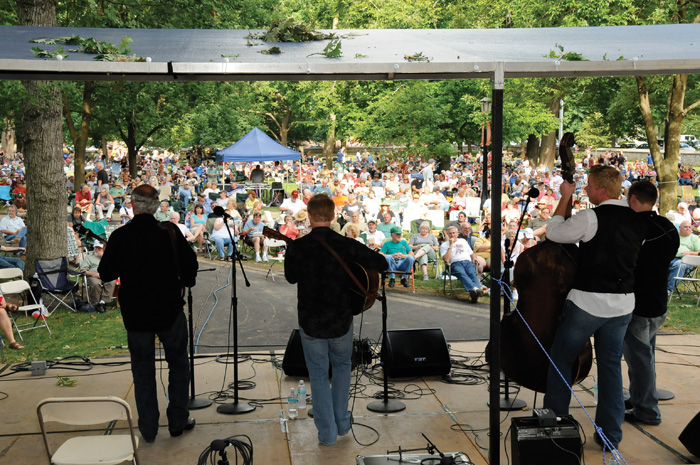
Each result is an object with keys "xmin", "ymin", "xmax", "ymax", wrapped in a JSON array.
[
  {"xmin": 282, "ymin": 329, "xmax": 309, "ymax": 377},
  {"xmin": 511, "ymin": 415, "xmax": 582, "ymax": 465},
  {"xmin": 381, "ymin": 328, "xmax": 450, "ymax": 378},
  {"xmin": 680, "ymin": 410, "xmax": 700, "ymax": 457}
]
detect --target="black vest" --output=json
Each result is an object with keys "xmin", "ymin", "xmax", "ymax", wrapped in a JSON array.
[{"xmin": 573, "ymin": 204, "xmax": 647, "ymax": 294}]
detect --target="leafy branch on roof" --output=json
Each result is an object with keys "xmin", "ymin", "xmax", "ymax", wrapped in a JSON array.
[
  {"xmin": 544, "ymin": 44, "xmax": 588, "ymax": 61},
  {"xmin": 404, "ymin": 52, "xmax": 431, "ymax": 62},
  {"xmin": 29, "ymin": 35, "xmax": 144, "ymax": 61},
  {"xmin": 247, "ymin": 18, "xmax": 336, "ymax": 42},
  {"xmin": 307, "ymin": 39, "xmax": 343, "ymax": 58}
]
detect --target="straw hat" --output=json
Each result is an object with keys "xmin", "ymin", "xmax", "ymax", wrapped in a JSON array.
[{"xmin": 294, "ymin": 210, "xmax": 308, "ymax": 221}]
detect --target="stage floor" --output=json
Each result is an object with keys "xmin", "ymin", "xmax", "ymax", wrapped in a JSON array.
[{"xmin": 2, "ymin": 336, "xmax": 698, "ymax": 464}]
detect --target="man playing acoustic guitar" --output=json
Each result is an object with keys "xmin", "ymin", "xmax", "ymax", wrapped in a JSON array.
[{"xmin": 285, "ymin": 194, "xmax": 387, "ymax": 446}]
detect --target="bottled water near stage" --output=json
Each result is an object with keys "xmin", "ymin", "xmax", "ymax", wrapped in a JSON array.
[
  {"xmin": 297, "ymin": 380, "xmax": 307, "ymax": 409},
  {"xmin": 287, "ymin": 387, "xmax": 298, "ymax": 419}
]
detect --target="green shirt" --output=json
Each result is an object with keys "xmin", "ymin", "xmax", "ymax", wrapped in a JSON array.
[
  {"xmin": 380, "ymin": 239, "xmax": 411, "ymax": 255},
  {"xmin": 676, "ymin": 232, "xmax": 700, "ymax": 257}
]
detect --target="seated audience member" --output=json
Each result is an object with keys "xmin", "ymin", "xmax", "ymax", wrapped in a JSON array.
[
  {"xmin": 241, "ymin": 212, "xmax": 269, "ymax": 262},
  {"xmin": 667, "ymin": 220, "xmax": 700, "ymax": 294},
  {"xmin": 446, "ymin": 211, "xmax": 468, "ymax": 231},
  {"xmin": 68, "ymin": 206, "xmax": 87, "ymax": 235},
  {"xmin": 345, "ymin": 223, "xmax": 364, "ymax": 244},
  {"xmin": 365, "ymin": 220, "xmax": 385, "ymax": 251},
  {"xmin": 109, "ymin": 181, "xmax": 125, "ymax": 207},
  {"xmin": 211, "ymin": 213, "xmax": 237, "ymax": 261},
  {"xmin": 95, "ymin": 187, "xmax": 115, "ymax": 221},
  {"xmin": 341, "ymin": 193, "xmax": 364, "ymax": 220},
  {"xmin": 380, "ymin": 226, "xmax": 415, "ymax": 288},
  {"xmin": 169, "ymin": 212, "xmax": 196, "ymax": 242},
  {"xmin": 280, "ymin": 214, "xmax": 299, "ymax": 240},
  {"xmin": 189, "ymin": 203, "xmax": 207, "ymax": 250},
  {"xmin": 178, "ymin": 181, "xmax": 194, "ymax": 211},
  {"xmin": 376, "ymin": 212, "xmax": 397, "ymax": 237},
  {"xmin": 409, "ymin": 221, "xmax": 439, "ymax": 281},
  {"xmin": 458, "ymin": 221, "xmax": 472, "ymax": 241},
  {"xmin": 672, "ymin": 202, "xmax": 692, "ymax": 226},
  {"xmin": 0, "ymin": 205, "xmax": 27, "ymax": 248},
  {"xmin": 530, "ymin": 206, "xmax": 551, "ymax": 241},
  {"xmin": 216, "ymin": 190, "xmax": 230, "ymax": 208},
  {"xmin": 0, "ymin": 292, "xmax": 23, "ymax": 350},
  {"xmin": 79, "ymin": 240, "xmax": 116, "ymax": 313},
  {"xmin": 341, "ymin": 211, "xmax": 368, "ymax": 236},
  {"xmin": 75, "ymin": 183, "xmax": 94, "ymax": 219},
  {"xmin": 13, "ymin": 193, "xmax": 27, "ymax": 216},
  {"xmin": 0, "ymin": 245, "xmax": 25, "ymax": 272},
  {"xmin": 294, "ymin": 210, "xmax": 310, "ymax": 238},
  {"xmin": 154, "ymin": 200, "xmax": 172, "ymax": 222},
  {"xmin": 472, "ymin": 229, "xmax": 491, "ymax": 274},
  {"xmin": 119, "ymin": 197, "xmax": 134, "ymax": 225},
  {"xmin": 441, "ymin": 224, "xmax": 482, "ymax": 303},
  {"xmin": 279, "ymin": 190, "xmax": 307, "ymax": 217}
]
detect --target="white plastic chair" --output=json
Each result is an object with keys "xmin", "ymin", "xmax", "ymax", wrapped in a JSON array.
[
  {"xmin": 1, "ymin": 279, "xmax": 48, "ymax": 340},
  {"xmin": 670, "ymin": 254, "xmax": 700, "ymax": 305},
  {"xmin": 37, "ymin": 396, "xmax": 141, "ymax": 465},
  {"xmin": 0, "ymin": 268, "xmax": 23, "ymax": 282}
]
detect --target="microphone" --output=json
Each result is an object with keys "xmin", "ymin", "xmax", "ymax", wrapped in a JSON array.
[
  {"xmin": 213, "ymin": 206, "xmax": 230, "ymax": 218},
  {"xmin": 527, "ymin": 187, "xmax": 540, "ymax": 199}
]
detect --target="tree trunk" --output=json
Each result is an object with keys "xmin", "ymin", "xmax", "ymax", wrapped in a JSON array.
[
  {"xmin": 323, "ymin": 113, "xmax": 336, "ymax": 170},
  {"xmin": 526, "ymin": 134, "xmax": 539, "ymax": 165},
  {"xmin": 279, "ymin": 109, "xmax": 291, "ymax": 147},
  {"xmin": 538, "ymin": 99, "xmax": 560, "ymax": 169},
  {"xmin": 637, "ymin": 75, "xmax": 687, "ymax": 215},
  {"xmin": 63, "ymin": 81, "xmax": 94, "ymax": 189},
  {"xmin": 2, "ymin": 120, "xmax": 15, "ymax": 158},
  {"xmin": 19, "ymin": 0, "xmax": 67, "ymax": 276}
]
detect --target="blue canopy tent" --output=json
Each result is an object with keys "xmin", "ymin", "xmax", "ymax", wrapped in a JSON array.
[
  {"xmin": 216, "ymin": 127, "xmax": 301, "ymax": 203},
  {"xmin": 216, "ymin": 127, "xmax": 301, "ymax": 163}
]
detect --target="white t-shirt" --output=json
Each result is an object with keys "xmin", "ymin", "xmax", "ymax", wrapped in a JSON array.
[{"xmin": 440, "ymin": 238, "xmax": 474, "ymax": 264}]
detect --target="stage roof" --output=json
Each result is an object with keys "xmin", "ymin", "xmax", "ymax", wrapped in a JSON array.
[{"xmin": 1, "ymin": 23, "xmax": 699, "ymax": 82}]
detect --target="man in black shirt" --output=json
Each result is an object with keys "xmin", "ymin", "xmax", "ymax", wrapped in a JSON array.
[
  {"xmin": 285, "ymin": 194, "xmax": 387, "ymax": 445},
  {"xmin": 623, "ymin": 181, "xmax": 678, "ymax": 425},
  {"xmin": 99, "ymin": 185, "xmax": 198, "ymax": 443}
]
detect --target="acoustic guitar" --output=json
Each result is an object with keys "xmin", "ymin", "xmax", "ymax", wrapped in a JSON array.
[{"xmin": 263, "ymin": 226, "xmax": 380, "ymax": 315}]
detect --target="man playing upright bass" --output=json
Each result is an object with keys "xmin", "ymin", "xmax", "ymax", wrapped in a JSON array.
[{"xmin": 543, "ymin": 165, "xmax": 647, "ymax": 449}]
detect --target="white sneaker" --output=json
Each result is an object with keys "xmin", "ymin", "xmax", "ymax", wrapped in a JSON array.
[
  {"xmin": 262, "ymin": 253, "xmax": 269, "ymax": 262},
  {"xmin": 255, "ymin": 254, "xmax": 262, "ymax": 262},
  {"xmin": 423, "ymin": 275, "xmax": 429, "ymax": 281}
]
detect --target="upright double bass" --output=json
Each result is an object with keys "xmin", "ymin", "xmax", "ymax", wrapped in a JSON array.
[{"xmin": 500, "ymin": 133, "xmax": 593, "ymax": 393}]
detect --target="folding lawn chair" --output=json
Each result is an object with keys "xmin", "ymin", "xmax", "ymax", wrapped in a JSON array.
[{"xmin": 34, "ymin": 257, "xmax": 81, "ymax": 314}]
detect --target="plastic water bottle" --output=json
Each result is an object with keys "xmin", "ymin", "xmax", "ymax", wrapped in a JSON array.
[
  {"xmin": 279, "ymin": 409, "xmax": 287, "ymax": 433},
  {"xmin": 287, "ymin": 387, "xmax": 298, "ymax": 419},
  {"xmin": 593, "ymin": 377, "xmax": 599, "ymax": 405},
  {"xmin": 297, "ymin": 380, "xmax": 307, "ymax": 409}
]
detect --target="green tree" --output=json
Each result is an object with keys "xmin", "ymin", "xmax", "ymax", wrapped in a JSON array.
[{"xmin": 577, "ymin": 112, "xmax": 613, "ymax": 149}]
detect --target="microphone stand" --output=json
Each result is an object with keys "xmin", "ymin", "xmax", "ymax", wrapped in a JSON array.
[
  {"xmin": 216, "ymin": 214, "xmax": 255, "ymax": 415},
  {"xmin": 368, "ymin": 271, "xmax": 406, "ymax": 413},
  {"xmin": 493, "ymin": 190, "xmax": 537, "ymax": 411}
]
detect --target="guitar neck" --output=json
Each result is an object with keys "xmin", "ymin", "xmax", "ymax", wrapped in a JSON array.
[{"xmin": 263, "ymin": 226, "xmax": 292, "ymax": 244}]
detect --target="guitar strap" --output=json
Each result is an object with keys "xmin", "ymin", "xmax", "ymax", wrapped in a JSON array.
[{"xmin": 315, "ymin": 235, "xmax": 370, "ymax": 298}]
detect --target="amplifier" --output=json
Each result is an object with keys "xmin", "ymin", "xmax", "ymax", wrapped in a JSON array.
[{"xmin": 511, "ymin": 415, "xmax": 582, "ymax": 465}]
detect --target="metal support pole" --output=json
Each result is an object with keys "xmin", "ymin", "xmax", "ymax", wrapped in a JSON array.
[{"xmin": 488, "ymin": 64, "xmax": 505, "ymax": 465}]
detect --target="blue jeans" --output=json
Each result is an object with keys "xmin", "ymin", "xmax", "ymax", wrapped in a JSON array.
[
  {"xmin": 127, "ymin": 311, "xmax": 190, "ymax": 440},
  {"xmin": 622, "ymin": 313, "xmax": 666, "ymax": 424},
  {"xmin": 299, "ymin": 325, "xmax": 353, "ymax": 445},
  {"xmin": 0, "ymin": 255, "xmax": 24, "ymax": 272},
  {"xmin": 543, "ymin": 300, "xmax": 633, "ymax": 446},
  {"xmin": 450, "ymin": 260, "xmax": 479, "ymax": 291},
  {"xmin": 4, "ymin": 226, "xmax": 27, "ymax": 248},
  {"xmin": 384, "ymin": 255, "xmax": 415, "ymax": 279},
  {"xmin": 213, "ymin": 236, "xmax": 234, "ymax": 258}
]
